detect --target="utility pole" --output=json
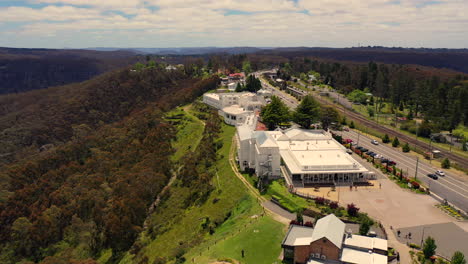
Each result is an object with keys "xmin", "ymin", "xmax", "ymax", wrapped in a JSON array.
[{"xmin": 415, "ymin": 157, "xmax": 419, "ymax": 180}]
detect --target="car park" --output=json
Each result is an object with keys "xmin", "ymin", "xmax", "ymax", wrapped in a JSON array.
[
  {"xmin": 371, "ymin": 139, "xmax": 379, "ymax": 145},
  {"xmin": 435, "ymin": 170, "xmax": 445, "ymax": 176},
  {"xmin": 427, "ymin": 173, "xmax": 438, "ymax": 180}
]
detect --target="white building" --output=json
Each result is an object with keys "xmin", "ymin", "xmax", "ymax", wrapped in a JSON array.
[
  {"xmin": 202, "ymin": 92, "xmax": 266, "ymax": 126},
  {"xmin": 236, "ymin": 127, "xmax": 371, "ymax": 184}
]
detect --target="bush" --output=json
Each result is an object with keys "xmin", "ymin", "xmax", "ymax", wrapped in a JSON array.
[
  {"xmin": 382, "ymin": 134, "xmax": 390, "ymax": 143},
  {"xmin": 392, "ymin": 137, "xmax": 400, "ymax": 147},
  {"xmin": 402, "ymin": 142, "xmax": 410, "ymax": 152},
  {"xmin": 304, "ymin": 221, "xmax": 314, "ymax": 227},
  {"xmin": 411, "ymin": 181, "xmax": 420, "ymax": 189},
  {"xmin": 347, "ymin": 203, "xmax": 360, "ymax": 217},
  {"xmin": 442, "ymin": 158, "xmax": 451, "ymax": 169},
  {"xmin": 315, "ymin": 197, "xmax": 326, "ymax": 205},
  {"xmin": 349, "ymin": 121, "xmax": 355, "ymax": 129},
  {"xmin": 329, "ymin": 201, "xmax": 339, "ymax": 209},
  {"xmin": 409, "ymin": 243, "xmax": 421, "ymax": 249}
]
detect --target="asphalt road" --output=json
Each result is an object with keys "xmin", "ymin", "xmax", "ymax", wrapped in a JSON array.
[
  {"xmin": 257, "ymin": 72, "xmax": 468, "ymax": 215},
  {"xmin": 339, "ymin": 129, "xmax": 468, "ymax": 214}
]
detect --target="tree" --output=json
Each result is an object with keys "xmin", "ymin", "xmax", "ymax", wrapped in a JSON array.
[
  {"xmin": 442, "ymin": 158, "xmax": 451, "ymax": 169},
  {"xmin": 359, "ymin": 219, "xmax": 372, "ymax": 236},
  {"xmin": 382, "ymin": 134, "xmax": 390, "ymax": 143},
  {"xmin": 367, "ymin": 106, "xmax": 375, "ymax": 117},
  {"xmin": 292, "ymin": 95, "xmax": 320, "ymax": 129},
  {"xmin": 320, "ymin": 106, "xmax": 340, "ymax": 131},
  {"xmin": 451, "ymin": 251, "xmax": 466, "ymax": 264},
  {"xmin": 245, "ymin": 75, "xmax": 262, "ymax": 93},
  {"xmin": 296, "ymin": 210, "xmax": 304, "ymax": 224},
  {"xmin": 349, "ymin": 121, "xmax": 355, "ymax": 129},
  {"xmin": 392, "ymin": 137, "xmax": 400, "ymax": 147},
  {"xmin": 242, "ymin": 61, "xmax": 252, "ymax": 75},
  {"xmin": 402, "ymin": 142, "xmax": 410, "ymax": 152},
  {"xmin": 235, "ymin": 82, "xmax": 243, "ymax": 92},
  {"xmin": 261, "ymin": 96, "xmax": 290, "ymax": 130},
  {"xmin": 341, "ymin": 116, "xmax": 347, "ymax": 125},
  {"xmin": 423, "ymin": 236, "xmax": 437, "ymax": 259}
]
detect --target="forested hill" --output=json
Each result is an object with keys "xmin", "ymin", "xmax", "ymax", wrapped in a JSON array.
[
  {"xmin": 0, "ymin": 48, "xmax": 138, "ymax": 94},
  {"xmin": 0, "ymin": 64, "xmax": 217, "ymax": 166},
  {"xmin": 0, "ymin": 65, "xmax": 219, "ymax": 263},
  {"xmin": 259, "ymin": 47, "xmax": 468, "ymax": 73}
]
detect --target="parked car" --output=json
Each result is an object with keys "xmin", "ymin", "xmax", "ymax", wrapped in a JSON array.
[
  {"xmin": 427, "ymin": 173, "xmax": 438, "ymax": 180},
  {"xmin": 435, "ymin": 170, "xmax": 445, "ymax": 176},
  {"xmin": 361, "ymin": 148, "xmax": 369, "ymax": 152},
  {"xmin": 388, "ymin": 160, "xmax": 397, "ymax": 166},
  {"xmin": 371, "ymin": 139, "xmax": 379, "ymax": 145},
  {"xmin": 344, "ymin": 127, "xmax": 350, "ymax": 132},
  {"xmin": 346, "ymin": 149, "xmax": 353, "ymax": 155}
]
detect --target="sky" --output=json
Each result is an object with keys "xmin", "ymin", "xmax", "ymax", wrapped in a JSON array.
[{"xmin": 0, "ymin": 0, "xmax": 467, "ymax": 49}]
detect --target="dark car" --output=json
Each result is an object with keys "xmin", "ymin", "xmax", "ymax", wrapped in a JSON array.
[
  {"xmin": 427, "ymin": 173, "xmax": 438, "ymax": 180},
  {"xmin": 381, "ymin": 158, "xmax": 389, "ymax": 163},
  {"xmin": 360, "ymin": 148, "xmax": 369, "ymax": 153},
  {"xmin": 388, "ymin": 161, "xmax": 397, "ymax": 166},
  {"xmin": 366, "ymin": 151, "xmax": 375, "ymax": 156}
]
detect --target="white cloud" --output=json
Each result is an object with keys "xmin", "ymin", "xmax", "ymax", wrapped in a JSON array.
[
  {"xmin": 0, "ymin": 5, "xmax": 102, "ymax": 22},
  {"xmin": 0, "ymin": 0, "xmax": 466, "ymax": 48}
]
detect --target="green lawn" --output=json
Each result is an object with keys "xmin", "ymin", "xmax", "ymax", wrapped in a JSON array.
[
  {"xmin": 188, "ymin": 213, "xmax": 286, "ymax": 264},
  {"xmin": 165, "ymin": 106, "xmax": 205, "ymax": 162},
  {"xmin": 264, "ymin": 180, "xmax": 312, "ymax": 213},
  {"xmin": 121, "ymin": 120, "xmax": 286, "ymax": 264}
]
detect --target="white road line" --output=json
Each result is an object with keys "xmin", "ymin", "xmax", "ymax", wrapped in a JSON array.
[{"xmin": 345, "ymin": 132, "xmax": 468, "ymax": 196}]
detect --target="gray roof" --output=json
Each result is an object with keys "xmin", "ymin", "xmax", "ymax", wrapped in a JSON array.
[
  {"xmin": 282, "ymin": 225, "xmax": 315, "ymax": 247},
  {"xmin": 255, "ymin": 131, "xmax": 278, "ymax": 148},
  {"xmin": 310, "ymin": 214, "xmax": 346, "ymax": 249}
]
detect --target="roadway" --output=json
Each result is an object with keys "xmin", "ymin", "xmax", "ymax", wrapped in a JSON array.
[
  {"xmin": 257, "ymin": 71, "xmax": 468, "ymax": 214},
  {"xmin": 339, "ymin": 129, "xmax": 468, "ymax": 214}
]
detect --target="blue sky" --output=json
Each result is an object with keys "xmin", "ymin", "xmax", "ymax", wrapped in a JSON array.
[{"xmin": 0, "ymin": 0, "xmax": 467, "ymax": 48}]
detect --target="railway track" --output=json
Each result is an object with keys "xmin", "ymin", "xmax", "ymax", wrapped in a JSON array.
[{"xmin": 312, "ymin": 93, "xmax": 468, "ymax": 170}]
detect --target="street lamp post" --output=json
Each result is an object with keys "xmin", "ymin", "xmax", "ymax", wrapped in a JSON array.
[{"xmin": 420, "ymin": 226, "xmax": 430, "ymax": 248}]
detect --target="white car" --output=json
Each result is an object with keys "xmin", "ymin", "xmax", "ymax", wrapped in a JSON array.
[
  {"xmin": 435, "ymin": 170, "xmax": 445, "ymax": 176},
  {"xmin": 371, "ymin": 140, "xmax": 379, "ymax": 145}
]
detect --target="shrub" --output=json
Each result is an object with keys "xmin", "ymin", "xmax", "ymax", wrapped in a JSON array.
[
  {"xmin": 411, "ymin": 181, "xmax": 420, "ymax": 189},
  {"xmin": 315, "ymin": 197, "xmax": 326, "ymax": 205},
  {"xmin": 409, "ymin": 243, "xmax": 421, "ymax": 249},
  {"xmin": 442, "ymin": 158, "xmax": 451, "ymax": 169},
  {"xmin": 382, "ymin": 134, "xmax": 390, "ymax": 143},
  {"xmin": 329, "ymin": 201, "xmax": 339, "ymax": 209},
  {"xmin": 392, "ymin": 137, "xmax": 400, "ymax": 147},
  {"xmin": 349, "ymin": 121, "xmax": 355, "ymax": 129},
  {"xmin": 304, "ymin": 221, "xmax": 314, "ymax": 227},
  {"xmin": 347, "ymin": 203, "xmax": 360, "ymax": 217},
  {"xmin": 290, "ymin": 220, "xmax": 301, "ymax": 225}
]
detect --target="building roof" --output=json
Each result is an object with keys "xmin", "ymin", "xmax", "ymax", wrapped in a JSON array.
[
  {"xmin": 344, "ymin": 235, "xmax": 388, "ymax": 252},
  {"xmin": 282, "ymin": 225, "xmax": 315, "ymax": 246},
  {"xmin": 222, "ymin": 105, "xmax": 247, "ymax": 115},
  {"xmin": 311, "ymin": 214, "xmax": 346, "ymax": 249},
  {"xmin": 237, "ymin": 125, "xmax": 253, "ymax": 141},
  {"xmin": 340, "ymin": 248, "xmax": 387, "ymax": 264},
  {"xmin": 255, "ymin": 132, "xmax": 278, "ymax": 148}
]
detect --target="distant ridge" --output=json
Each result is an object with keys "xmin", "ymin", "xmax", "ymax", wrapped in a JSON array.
[{"xmin": 86, "ymin": 46, "xmax": 271, "ymax": 55}]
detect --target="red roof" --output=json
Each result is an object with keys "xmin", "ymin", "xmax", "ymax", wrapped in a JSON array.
[
  {"xmin": 229, "ymin": 73, "xmax": 245, "ymax": 78},
  {"xmin": 256, "ymin": 121, "xmax": 267, "ymax": 131}
]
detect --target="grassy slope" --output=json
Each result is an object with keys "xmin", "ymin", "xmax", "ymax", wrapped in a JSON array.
[{"xmin": 120, "ymin": 108, "xmax": 286, "ymax": 264}]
